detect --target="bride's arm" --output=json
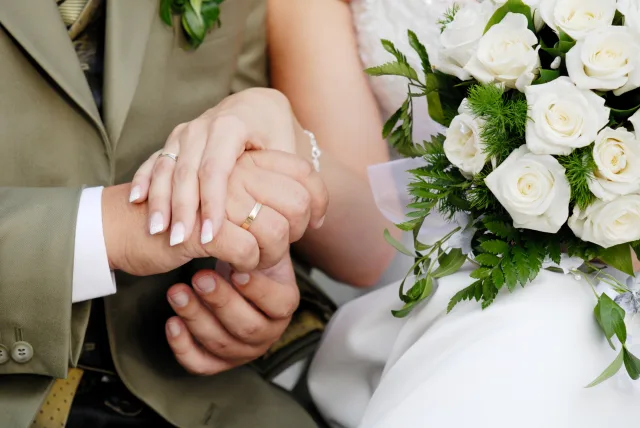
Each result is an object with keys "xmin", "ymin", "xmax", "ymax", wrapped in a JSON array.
[{"xmin": 268, "ymin": 0, "xmax": 396, "ymax": 287}]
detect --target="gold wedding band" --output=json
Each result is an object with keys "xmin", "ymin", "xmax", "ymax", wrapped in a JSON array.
[
  {"xmin": 241, "ymin": 202, "xmax": 263, "ymax": 230},
  {"xmin": 159, "ymin": 152, "xmax": 179, "ymax": 162}
]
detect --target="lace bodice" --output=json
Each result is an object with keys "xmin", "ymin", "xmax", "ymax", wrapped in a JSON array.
[{"xmin": 351, "ymin": 0, "xmax": 467, "ymax": 140}]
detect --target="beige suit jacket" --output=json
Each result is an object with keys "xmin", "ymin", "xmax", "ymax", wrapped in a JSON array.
[{"xmin": 0, "ymin": 1, "xmax": 317, "ymax": 427}]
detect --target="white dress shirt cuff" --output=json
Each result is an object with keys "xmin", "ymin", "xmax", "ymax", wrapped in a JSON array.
[{"xmin": 72, "ymin": 186, "xmax": 116, "ymax": 303}]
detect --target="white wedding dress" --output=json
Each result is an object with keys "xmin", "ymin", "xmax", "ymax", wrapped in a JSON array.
[{"xmin": 307, "ymin": 1, "xmax": 640, "ymax": 427}]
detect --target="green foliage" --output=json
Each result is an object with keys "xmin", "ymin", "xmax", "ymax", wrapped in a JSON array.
[
  {"xmin": 484, "ymin": 0, "xmax": 535, "ymax": 34},
  {"xmin": 160, "ymin": 0, "xmax": 225, "ymax": 48},
  {"xmin": 447, "ymin": 280, "xmax": 484, "ymax": 313},
  {"xmin": 399, "ymin": 134, "xmax": 471, "ymax": 226},
  {"xmin": 594, "ymin": 293, "xmax": 627, "ymax": 348},
  {"xmin": 586, "ymin": 348, "xmax": 625, "ymax": 388},
  {"xmin": 467, "ymin": 170, "xmax": 501, "ymax": 213},
  {"xmin": 558, "ymin": 145, "xmax": 597, "ymax": 210},
  {"xmin": 366, "ymin": 62, "xmax": 419, "ymax": 80},
  {"xmin": 606, "ymin": 88, "xmax": 640, "ymax": 124},
  {"xmin": 540, "ymin": 31, "xmax": 576, "ymax": 59},
  {"xmin": 623, "ymin": 347, "xmax": 640, "ymax": 380},
  {"xmin": 408, "ymin": 30, "xmax": 431, "ymax": 77},
  {"xmin": 366, "ymin": 16, "xmax": 640, "ymax": 388},
  {"xmin": 599, "ymin": 244, "xmax": 635, "ymax": 276},
  {"xmin": 613, "ymin": 10, "xmax": 625, "ymax": 26},
  {"xmin": 437, "ymin": 4, "xmax": 461, "ymax": 33},
  {"xmin": 466, "ymin": 84, "xmax": 529, "ymax": 163},
  {"xmin": 367, "ymin": 31, "xmax": 467, "ymax": 155},
  {"xmin": 366, "ymin": 39, "xmax": 426, "ymax": 157},
  {"xmin": 392, "ymin": 229, "xmax": 466, "ymax": 318},
  {"xmin": 532, "ymin": 69, "xmax": 560, "ymax": 85},
  {"xmin": 383, "ymin": 229, "xmax": 414, "ymax": 257}
]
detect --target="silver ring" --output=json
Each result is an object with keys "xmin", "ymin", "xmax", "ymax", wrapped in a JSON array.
[
  {"xmin": 241, "ymin": 203, "xmax": 263, "ymax": 230},
  {"xmin": 159, "ymin": 152, "xmax": 179, "ymax": 162}
]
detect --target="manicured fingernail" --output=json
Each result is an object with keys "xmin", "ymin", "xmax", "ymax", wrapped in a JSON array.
[
  {"xmin": 170, "ymin": 222, "xmax": 185, "ymax": 246},
  {"xmin": 314, "ymin": 216, "xmax": 326, "ymax": 229},
  {"xmin": 201, "ymin": 219, "xmax": 214, "ymax": 244},
  {"xmin": 195, "ymin": 274, "xmax": 216, "ymax": 294},
  {"xmin": 232, "ymin": 272, "xmax": 250, "ymax": 286},
  {"xmin": 167, "ymin": 321, "xmax": 181, "ymax": 337},
  {"xmin": 170, "ymin": 291, "xmax": 189, "ymax": 307},
  {"xmin": 129, "ymin": 185, "xmax": 141, "ymax": 203},
  {"xmin": 150, "ymin": 212, "xmax": 164, "ymax": 235}
]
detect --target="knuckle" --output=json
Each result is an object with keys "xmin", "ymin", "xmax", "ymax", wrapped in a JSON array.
[
  {"xmin": 169, "ymin": 122, "xmax": 188, "ymax": 139},
  {"xmin": 273, "ymin": 299, "xmax": 298, "ymax": 320},
  {"xmin": 269, "ymin": 217, "xmax": 289, "ymax": 243},
  {"xmin": 202, "ymin": 337, "xmax": 231, "ymax": 356},
  {"xmin": 235, "ymin": 321, "xmax": 264, "ymax": 342},
  {"xmin": 184, "ymin": 121, "xmax": 204, "ymax": 140},
  {"xmin": 232, "ymin": 238, "xmax": 258, "ymax": 263},
  {"xmin": 173, "ymin": 163, "xmax": 194, "ymax": 183},
  {"xmin": 291, "ymin": 190, "xmax": 311, "ymax": 216},
  {"xmin": 198, "ymin": 159, "xmax": 217, "ymax": 181}
]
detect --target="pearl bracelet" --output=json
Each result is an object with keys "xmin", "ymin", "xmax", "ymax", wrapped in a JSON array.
[{"xmin": 303, "ymin": 129, "xmax": 322, "ymax": 172}]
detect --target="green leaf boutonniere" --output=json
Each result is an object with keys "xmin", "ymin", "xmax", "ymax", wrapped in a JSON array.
[{"xmin": 160, "ymin": 0, "xmax": 225, "ymax": 48}]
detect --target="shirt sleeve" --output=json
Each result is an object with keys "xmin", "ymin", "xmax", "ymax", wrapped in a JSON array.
[{"xmin": 72, "ymin": 186, "xmax": 116, "ymax": 303}]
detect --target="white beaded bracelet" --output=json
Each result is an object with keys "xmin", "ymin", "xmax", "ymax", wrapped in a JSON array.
[{"xmin": 303, "ymin": 129, "xmax": 322, "ymax": 172}]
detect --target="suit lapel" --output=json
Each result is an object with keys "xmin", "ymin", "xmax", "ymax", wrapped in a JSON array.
[
  {"xmin": 103, "ymin": 0, "xmax": 156, "ymax": 146},
  {"xmin": 0, "ymin": 0, "xmax": 107, "ymax": 143}
]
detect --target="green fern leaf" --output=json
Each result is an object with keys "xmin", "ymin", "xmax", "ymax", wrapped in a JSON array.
[
  {"xmin": 366, "ymin": 62, "xmax": 419, "ymax": 80},
  {"xmin": 480, "ymin": 240, "xmax": 510, "ymax": 255},
  {"xmin": 502, "ymin": 256, "xmax": 518, "ymax": 291},
  {"xmin": 447, "ymin": 280, "xmax": 483, "ymax": 313},
  {"xmin": 475, "ymin": 253, "xmax": 500, "ymax": 267},
  {"xmin": 492, "ymin": 267, "xmax": 505, "ymax": 290},
  {"xmin": 512, "ymin": 246, "xmax": 530, "ymax": 286}
]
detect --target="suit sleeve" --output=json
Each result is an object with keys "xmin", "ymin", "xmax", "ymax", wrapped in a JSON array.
[{"xmin": 0, "ymin": 187, "xmax": 88, "ymax": 379}]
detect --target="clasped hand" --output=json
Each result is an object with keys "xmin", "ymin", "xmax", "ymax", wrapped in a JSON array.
[{"xmin": 105, "ymin": 88, "xmax": 328, "ymax": 374}]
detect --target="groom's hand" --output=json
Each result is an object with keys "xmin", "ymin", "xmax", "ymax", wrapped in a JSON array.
[
  {"xmin": 102, "ymin": 151, "xmax": 328, "ymax": 276},
  {"xmin": 164, "ymin": 254, "xmax": 299, "ymax": 375}
]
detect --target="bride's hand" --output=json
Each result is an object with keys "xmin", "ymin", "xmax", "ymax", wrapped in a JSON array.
[{"xmin": 129, "ymin": 88, "xmax": 298, "ymax": 246}]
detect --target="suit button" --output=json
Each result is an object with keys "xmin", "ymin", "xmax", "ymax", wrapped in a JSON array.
[
  {"xmin": 11, "ymin": 341, "xmax": 33, "ymax": 363},
  {"xmin": 0, "ymin": 345, "xmax": 9, "ymax": 364}
]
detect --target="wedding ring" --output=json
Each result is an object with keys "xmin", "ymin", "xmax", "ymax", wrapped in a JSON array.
[
  {"xmin": 159, "ymin": 152, "xmax": 179, "ymax": 162},
  {"xmin": 241, "ymin": 202, "xmax": 263, "ymax": 230}
]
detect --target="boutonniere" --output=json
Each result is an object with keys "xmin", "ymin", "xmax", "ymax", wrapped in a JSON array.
[{"xmin": 160, "ymin": 0, "xmax": 225, "ymax": 48}]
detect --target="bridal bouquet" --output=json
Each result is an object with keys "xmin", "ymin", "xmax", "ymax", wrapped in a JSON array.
[{"xmin": 369, "ymin": 0, "xmax": 640, "ymax": 385}]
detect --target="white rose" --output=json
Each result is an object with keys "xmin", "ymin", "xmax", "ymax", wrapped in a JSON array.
[
  {"xmin": 568, "ymin": 195, "xmax": 640, "ymax": 248},
  {"xmin": 618, "ymin": 0, "xmax": 640, "ymax": 37},
  {"xmin": 443, "ymin": 100, "xmax": 487, "ymax": 176},
  {"xmin": 525, "ymin": 77, "xmax": 610, "ymax": 155},
  {"xmin": 434, "ymin": 1, "xmax": 497, "ymax": 81},
  {"xmin": 485, "ymin": 145, "xmax": 571, "ymax": 233},
  {"xmin": 588, "ymin": 127, "xmax": 640, "ymax": 201},
  {"xmin": 464, "ymin": 13, "xmax": 541, "ymax": 92},
  {"xmin": 492, "ymin": 0, "xmax": 544, "ymax": 30},
  {"xmin": 540, "ymin": 0, "xmax": 616, "ymax": 41},
  {"xmin": 566, "ymin": 26, "xmax": 640, "ymax": 96}
]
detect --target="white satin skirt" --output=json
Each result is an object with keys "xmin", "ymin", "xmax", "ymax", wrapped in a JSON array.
[{"xmin": 308, "ymin": 268, "xmax": 640, "ymax": 428}]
